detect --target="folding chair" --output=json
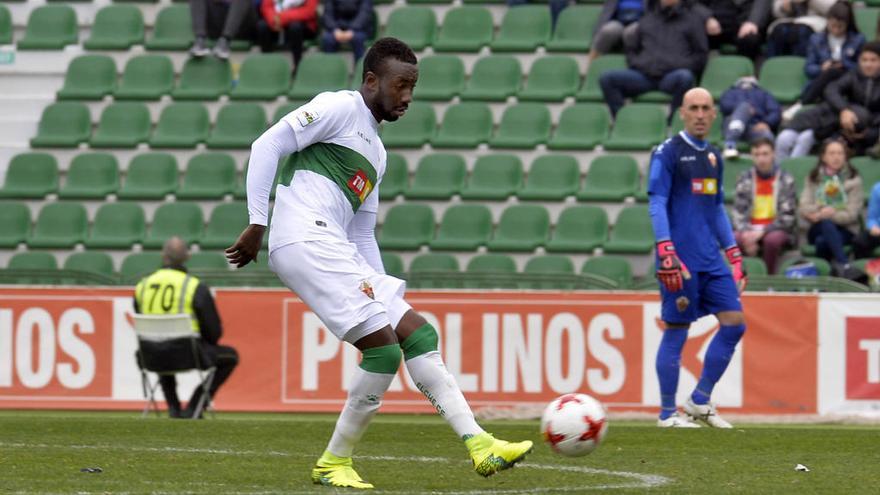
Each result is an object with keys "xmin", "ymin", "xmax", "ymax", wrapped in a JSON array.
[{"xmin": 133, "ymin": 313, "xmax": 217, "ymax": 419}]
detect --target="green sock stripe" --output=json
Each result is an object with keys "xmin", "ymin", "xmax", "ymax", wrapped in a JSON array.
[
  {"xmin": 359, "ymin": 344, "xmax": 402, "ymax": 374},
  {"xmin": 400, "ymin": 323, "xmax": 439, "ymax": 361}
]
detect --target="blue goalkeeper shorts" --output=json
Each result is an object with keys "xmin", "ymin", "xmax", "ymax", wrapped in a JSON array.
[{"xmin": 659, "ymin": 264, "xmax": 742, "ymax": 325}]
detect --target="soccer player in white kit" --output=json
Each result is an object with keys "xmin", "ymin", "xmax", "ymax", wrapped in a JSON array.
[{"xmin": 226, "ymin": 38, "xmax": 533, "ymax": 490}]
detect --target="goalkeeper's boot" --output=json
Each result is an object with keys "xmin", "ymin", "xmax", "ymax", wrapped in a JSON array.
[
  {"xmin": 656, "ymin": 412, "xmax": 701, "ymax": 428},
  {"xmin": 684, "ymin": 398, "xmax": 733, "ymax": 429},
  {"xmin": 311, "ymin": 451, "xmax": 374, "ymax": 489},
  {"xmin": 465, "ymin": 432, "xmax": 533, "ymax": 477}
]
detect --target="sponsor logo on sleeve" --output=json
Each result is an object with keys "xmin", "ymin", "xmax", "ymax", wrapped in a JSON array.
[{"xmin": 296, "ymin": 109, "xmax": 320, "ymax": 128}]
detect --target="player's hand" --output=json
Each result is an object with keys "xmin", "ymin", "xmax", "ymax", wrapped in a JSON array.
[
  {"xmin": 725, "ymin": 245, "xmax": 748, "ymax": 294},
  {"xmin": 225, "ymin": 224, "xmax": 266, "ymax": 268},
  {"xmin": 656, "ymin": 241, "xmax": 691, "ymax": 292}
]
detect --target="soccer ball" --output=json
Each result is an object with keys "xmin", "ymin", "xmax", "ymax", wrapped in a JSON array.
[{"xmin": 541, "ymin": 393, "xmax": 608, "ymax": 457}]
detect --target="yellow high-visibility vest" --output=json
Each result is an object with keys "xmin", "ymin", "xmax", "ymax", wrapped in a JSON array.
[{"xmin": 135, "ymin": 268, "xmax": 200, "ymax": 332}]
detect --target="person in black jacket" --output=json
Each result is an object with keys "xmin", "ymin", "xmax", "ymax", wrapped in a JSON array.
[
  {"xmin": 599, "ymin": 0, "xmax": 708, "ymax": 120},
  {"xmin": 134, "ymin": 237, "xmax": 239, "ymax": 419},
  {"xmin": 692, "ymin": 0, "xmax": 771, "ymax": 61},
  {"xmin": 320, "ymin": 0, "xmax": 375, "ymax": 62}
]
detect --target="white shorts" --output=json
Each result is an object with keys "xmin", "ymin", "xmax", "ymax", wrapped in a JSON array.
[{"xmin": 269, "ymin": 240, "xmax": 409, "ymax": 343}]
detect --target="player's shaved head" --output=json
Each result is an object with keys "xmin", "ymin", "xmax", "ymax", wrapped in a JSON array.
[
  {"xmin": 162, "ymin": 236, "xmax": 190, "ymax": 268},
  {"xmin": 679, "ymin": 87, "xmax": 716, "ymax": 140}
]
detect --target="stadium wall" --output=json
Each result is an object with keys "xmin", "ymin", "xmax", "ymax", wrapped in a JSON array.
[{"xmin": 0, "ymin": 288, "xmax": 878, "ymax": 417}]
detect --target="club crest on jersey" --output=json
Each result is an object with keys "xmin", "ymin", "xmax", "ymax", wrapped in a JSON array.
[
  {"xmin": 691, "ymin": 178, "xmax": 717, "ymax": 195},
  {"xmin": 359, "ymin": 280, "xmax": 375, "ymax": 299},
  {"xmin": 708, "ymin": 152, "xmax": 717, "ymax": 168},
  {"xmin": 347, "ymin": 169, "xmax": 374, "ymax": 203},
  {"xmin": 296, "ymin": 109, "xmax": 320, "ymax": 127}
]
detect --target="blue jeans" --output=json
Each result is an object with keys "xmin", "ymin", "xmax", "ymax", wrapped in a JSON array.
[
  {"xmin": 321, "ymin": 30, "xmax": 368, "ymax": 62},
  {"xmin": 599, "ymin": 68, "xmax": 695, "ymax": 118},
  {"xmin": 723, "ymin": 101, "xmax": 775, "ymax": 144},
  {"xmin": 808, "ymin": 219, "xmax": 854, "ymax": 264}
]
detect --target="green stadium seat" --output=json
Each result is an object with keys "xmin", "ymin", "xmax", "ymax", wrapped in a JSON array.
[
  {"xmin": 0, "ymin": 5, "xmax": 10, "ymax": 45},
  {"xmin": 578, "ymin": 155, "xmax": 639, "ymax": 201},
  {"xmin": 491, "ymin": 5, "xmax": 551, "ymax": 52},
  {"xmin": 28, "ymin": 202, "xmax": 88, "ymax": 248},
  {"xmin": 8, "ymin": 252, "xmax": 57, "ymax": 270},
  {"xmin": 701, "ymin": 55, "xmax": 754, "ymax": 100},
  {"xmin": 383, "ymin": 7, "xmax": 436, "ymax": 51},
  {"xmin": 90, "ymin": 102, "xmax": 151, "ymax": 148},
  {"xmin": 145, "ymin": 4, "xmax": 192, "ymax": 50},
  {"xmin": 489, "ymin": 103, "xmax": 552, "ymax": 149},
  {"xmin": 518, "ymin": 56, "xmax": 580, "ymax": 102},
  {"xmin": 178, "ymin": 153, "xmax": 237, "ymax": 199},
  {"xmin": 379, "ymin": 153, "xmax": 407, "ymax": 200},
  {"xmin": 546, "ymin": 5, "xmax": 600, "ymax": 52},
  {"xmin": 488, "ymin": 204, "xmax": 550, "ymax": 252},
  {"xmin": 86, "ymin": 202, "xmax": 146, "ymax": 248},
  {"xmin": 405, "ymin": 153, "xmax": 466, "ymax": 199},
  {"xmin": 118, "ymin": 153, "xmax": 179, "ymax": 199},
  {"xmin": 207, "ymin": 103, "xmax": 267, "ymax": 149},
  {"xmin": 188, "ymin": 252, "xmax": 230, "ymax": 271},
  {"xmin": 114, "ymin": 55, "xmax": 174, "ymax": 100},
  {"xmin": 378, "ymin": 204, "xmax": 435, "ymax": 250},
  {"xmin": 432, "ymin": 103, "xmax": 493, "ymax": 148},
  {"xmin": 201, "ymin": 202, "xmax": 248, "ymax": 249},
  {"xmin": 465, "ymin": 254, "xmax": 517, "ymax": 288},
  {"xmin": 0, "ymin": 153, "xmax": 59, "ymax": 198},
  {"xmin": 722, "ymin": 159, "xmax": 752, "ymax": 203},
  {"xmin": 522, "ymin": 255, "xmax": 576, "ymax": 289},
  {"xmin": 64, "ymin": 252, "xmax": 115, "ymax": 278},
  {"xmin": 604, "ymin": 205, "xmax": 654, "ymax": 253},
  {"xmin": 83, "ymin": 5, "xmax": 144, "ymax": 50},
  {"xmin": 850, "ymin": 157, "xmax": 880, "ymax": 198},
  {"xmin": 576, "ymin": 54, "xmax": 626, "ymax": 101},
  {"xmin": 380, "ymin": 252, "xmax": 405, "ymax": 279},
  {"xmin": 143, "ymin": 203, "xmax": 204, "ymax": 248},
  {"xmin": 409, "ymin": 253, "xmax": 459, "ymax": 289},
  {"xmin": 230, "ymin": 54, "xmax": 291, "ymax": 100},
  {"xmin": 172, "ymin": 57, "xmax": 232, "ymax": 100},
  {"xmin": 758, "ymin": 56, "xmax": 806, "ymax": 103},
  {"xmin": 272, "ymin": 102, "xmax": 302, "ymax": 123},
  {"xmin": 780, "ymin": 256, "xmax": 831, "ymax": 277},
  {"xmin": 433, "ymin": 6, "xmax": 493, "ymax": 53},
  {"xmin": 581, "ymin": 256, "xmax": 633, "ymax": 288},
  {"xmin": 780, "ymin": 156, "xmax": 815, "ymax": 196},
  {"xmin": 743, "ymin": 256, "xmax": 768, "ymax": 276},
  {"xmin": 546, "ymin": 205, "xmax": 607, "ymax": 252},
  {"xmin": 380, "ymin": 102, "xmax": 435, "ymax": 148},
  {"xmin": 604, "ymin": 104, "xmax": 667, "ymax": 150},
  {"xmin": 289, "ymin": 53, "xmax": 349, "ymax": 99},
  {"xmin": 459, "ymin": 55, "xmax": 521, "ymax": 102},
  {"xmin": 413, "ymin": 55, "xmax": 465, "ymax": 101},
  {"xmin": 59, "ymin": 153, "xmax": 119, "ymax": 199},
  {"xmin": 670, "ymin": 106, "xmax": 723, "ymax": 144},
  {"xmin": 57, "ymin": 55, "xmax": 117, "ymax": 101},
  {"xmin": 149, "ymin": 102, "xmax": 210, "ymax": 148},
  {"xmin": 18, "ymin": 5, "xmax": 77, "ymax": 50},
  {"xmin": 519, "ymin": 155, "xmax": 580, "ymax": 200},
  {"xmin": 548, "ymin": 103, "xmax": 609, "ymax": 150},
  {"xmin": 430, "ymin": 204, "xmax": 493, "ymax": 250},
  {"xmin": 30, "ymin": 102, "xmax": 91, "ymax": 148},
  {"xmin": 856, "ymin": 7, "xmax": 879, "ymax": 39},
  {"xmin": 0, "ymin": 202, "xmax": 31, "ymax": 248},
  {"xmin": 120, "ymin": 252, "xmax": 162, "ymax": 282},
  {"xmin": 460, "ymin": 154, "xmax": 523, "ymax": 200}
]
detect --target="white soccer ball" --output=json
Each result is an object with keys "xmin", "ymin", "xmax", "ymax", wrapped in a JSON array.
[{"xmin": 540, "ymin": 393, "xmax": 608, "ymax": 457}]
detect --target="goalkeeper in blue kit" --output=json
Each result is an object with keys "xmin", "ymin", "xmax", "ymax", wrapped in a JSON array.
[{"xmin": 647, "ymin": 87, "xmax": 748, "ymax": 428}]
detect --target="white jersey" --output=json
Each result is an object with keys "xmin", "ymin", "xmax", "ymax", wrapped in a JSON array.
[{"xmin": 268, "ymin": 90, "xmax": 386, "ymax": 252}]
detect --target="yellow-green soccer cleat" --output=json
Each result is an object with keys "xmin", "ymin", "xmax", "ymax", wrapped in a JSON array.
[
  {"xmin": 465, "ymin": 432, "xmax": 533, "ymax": 477},
  {"xmin": 311, "ymin": 451, "xmax": 374, "ymax": 489}
]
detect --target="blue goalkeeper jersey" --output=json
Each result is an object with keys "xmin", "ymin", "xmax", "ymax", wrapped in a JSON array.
[{"xmin": 647, "ymin": 131, "xmax": 735, "ymax": 272}]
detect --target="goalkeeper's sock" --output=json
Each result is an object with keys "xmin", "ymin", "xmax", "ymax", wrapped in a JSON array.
[
  {"xmin": 692, "ymin": 324, "xmax": 745, "ymax": 405},
  {"xmin": 656, "ymin": 327, "xmax": 688, "ymax": 420}
]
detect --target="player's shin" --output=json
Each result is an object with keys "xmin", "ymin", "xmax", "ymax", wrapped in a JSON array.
[
  {"xmin": 692, "ymin": 323, "xmax": 746, "ymax": 405},
  {"xmin": 656, "ymin": 327, "xmax": 688, "ymax": 419}
]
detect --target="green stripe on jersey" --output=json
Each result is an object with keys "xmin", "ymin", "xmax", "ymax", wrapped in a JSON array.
[{"xmin": 279, "ymin": 142, "xmax": 378, "ymax": 212}]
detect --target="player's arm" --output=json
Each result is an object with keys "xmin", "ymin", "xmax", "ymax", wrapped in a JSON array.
[
  {"xmin": 347, "ymin": 208, "xmax": 385, "ymax": 275},
  {"xmin": 647, "ymin": 148, "xmax": 690, "ymax": 292},
  {"xmin": 713, "ymin": 174, "xmax": 747, "ymax": 292}
]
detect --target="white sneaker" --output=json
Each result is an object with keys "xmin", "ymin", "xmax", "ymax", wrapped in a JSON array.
[
  {"xmin": 657, "ymin": 413, "xmax": 701, "ymax": 428},
  {"xmin": 722, "ymin": 144, "xmax": 739, "ymax": 160},
  {"xmin": 782, "ymin": 102, "xmax": 803, "ymax": 122},
  {"xmin": 684, "ymin": 398, "xmax": 733, "ymax": 428}
]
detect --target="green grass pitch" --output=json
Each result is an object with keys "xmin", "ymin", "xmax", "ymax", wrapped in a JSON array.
[{"xmin": 1, "ymin": 411, "xmax": 878, "ymax": 494}]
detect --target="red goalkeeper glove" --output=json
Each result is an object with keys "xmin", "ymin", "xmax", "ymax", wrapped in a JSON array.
[
  {"xmin": 725, "ymin": 245, "xmax": 748, "ymax": 293},
  {"xmin": 656, "ymin": 240, "xmax": 690, "ymax": 292}
]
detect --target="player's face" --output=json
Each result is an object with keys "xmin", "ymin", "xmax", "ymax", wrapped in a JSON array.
[
  {"xmin": 679, "ymin": 95, "xmax": 715, "ymax": 140},
  {"xmin": 859, "ymin": 51, "xmax": 880, "ymax": 78},
  {"xmin": 822, "ymin": 141, "xmax": 846, "ymax": 172},
  {"xmin": 375, "ymin": 59, "xmax": 418, "ymax": 122},
  {"xmin": 750, "ymin": 143, "xmax": 775, "ymax": 174}
]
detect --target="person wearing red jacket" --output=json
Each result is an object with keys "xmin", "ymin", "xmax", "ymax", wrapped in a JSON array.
[{"xmin": 257, "ymin": 0, "xmax": 318, "ymax": 69}]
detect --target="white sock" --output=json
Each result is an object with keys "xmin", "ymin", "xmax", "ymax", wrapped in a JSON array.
[
  {"xmin": 326, "ymin": 366, "xmax": 394, "ymax": 458},
  {"xmin": 406, "ymin": 351, "xmax": 483, "ymax": 439}
]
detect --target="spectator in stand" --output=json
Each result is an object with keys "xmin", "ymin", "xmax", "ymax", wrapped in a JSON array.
[
  {"xmin": 588, "ymin": 0, "xmax": 645, "ymax": 62},
  {"xmin": 693, "ymin": 0, "xmax": 771, "ymax": 62},
  {"xmin": 719, "ymin": 76, "xmax": 781, "ymax": 159},
  {"xmin": 189, "ymin": 0, "xmax": 258, "ymax": 59},
  {"xmin": 320, "ymin": 0, "xmax": 375, "ymax": 63},
  {"xmin": 798, "ymin": 138, "xmax": 863, "ymax": 278},
  {"xmin": 765, "ymin": 0, "xmax": 834, "ymax": 57},
  {"xmin": 599, "ymin": 0, "xmax": 707, "ymax": 122},
  {"xmin": 256, "ymin": 0, "xmax": 318, "ymax": 70},
  {"xmin": 777, "ymin": 41, "xmax": 880, "ymax": 159},
  {"xmin": 783, "ymin": 1, "xmax": 864, "ymax": 120},
  {"xmin": 853, "ymin": 181, "xmax": 880, "ymax": 259},
  {"xmin": 507, "ymin": 0, "xmax": 569, "ymax": 28},
  {"xmin": 732, "ymin": 138, "xmax": 797, "ymax": 274}
]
